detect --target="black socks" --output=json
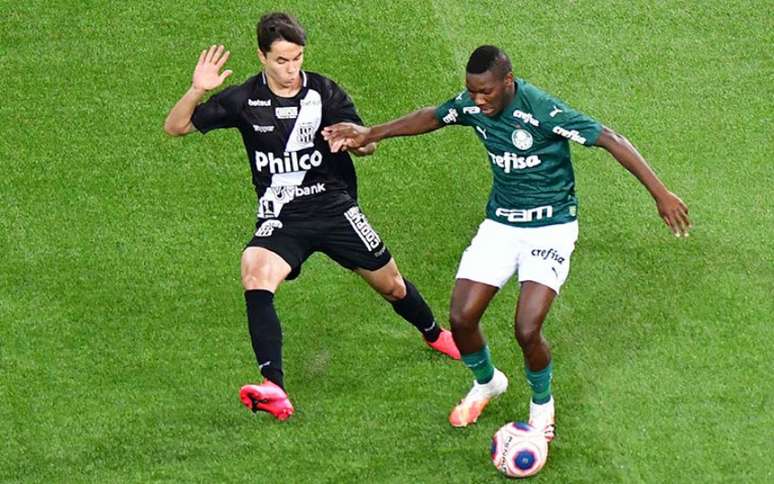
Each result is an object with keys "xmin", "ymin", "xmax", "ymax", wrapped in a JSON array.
[
  {"xmin": 390, "ymin": 278, "xmax": 441, "ymax": 342},
  {"xmin": 244, "ymin": 289, "xmax": 284, "ymax": 389},
  {"xmin": 244, "ymin": 278, "xmax": 438, "ymax": 390}
]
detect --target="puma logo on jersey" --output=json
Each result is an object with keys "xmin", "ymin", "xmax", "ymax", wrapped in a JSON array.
[{"xmin": 549, "ymin": 106, "xmax": 563, "ymax": 117}]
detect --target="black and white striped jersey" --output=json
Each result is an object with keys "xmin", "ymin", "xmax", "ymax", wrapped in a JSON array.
[{"xmin": 191, "ymin": 71, "xmax": 361, "ymax": 219}]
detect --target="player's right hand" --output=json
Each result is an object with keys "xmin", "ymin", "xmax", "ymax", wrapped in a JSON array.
[
  {"xmin": 656, "ymin": 191, "xmax": 691, "ymax": 237},
  {"xmin": 322, "ymin": 123, "xmax": 371, "ymax": 153},
  {"xmin": 192, "ymin": 45, "xmax": 232, "ymax": 92}
]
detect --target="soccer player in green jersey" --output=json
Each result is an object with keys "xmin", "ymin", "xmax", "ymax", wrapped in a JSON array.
[{"xmin": 323, "ymin": 45, "xmax": 691, "ymax": 439}]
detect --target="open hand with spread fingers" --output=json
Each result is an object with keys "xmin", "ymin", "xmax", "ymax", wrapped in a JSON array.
[{"xmin": 192, "ymin": 44, "xmax": 233, "ymax": 92}]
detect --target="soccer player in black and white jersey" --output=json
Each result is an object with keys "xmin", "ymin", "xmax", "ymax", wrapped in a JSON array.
[{"xmin": 164, "ymin": 12, "xmax": 460, "ymax": 421}]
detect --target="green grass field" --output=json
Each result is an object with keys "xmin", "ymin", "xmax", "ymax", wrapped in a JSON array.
[{"xmin": 2, "ymin": 1, "xmax": 772, "ymax": 482}]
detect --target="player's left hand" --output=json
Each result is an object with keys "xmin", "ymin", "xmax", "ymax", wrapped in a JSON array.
[{"xmin": 656, "ymin": 191, "xmax": 691, "ymax": 237}]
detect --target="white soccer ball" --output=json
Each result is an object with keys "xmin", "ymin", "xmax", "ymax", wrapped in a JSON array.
[{"xmin": 490, "ymin": 422, "xmax": 548, "ymax": 478}]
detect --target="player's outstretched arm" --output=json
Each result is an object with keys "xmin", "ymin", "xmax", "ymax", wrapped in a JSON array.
[
  {"xmin": 322, "ymin": 107, "xmax": 442, "ymax": 153},
  {"xmin": 595, "ymin": 126, "xmax": 691, "ymax": 237},
  {"xmin": 164, "ymin": 45, "xmax": 233, "ymax": 136}
]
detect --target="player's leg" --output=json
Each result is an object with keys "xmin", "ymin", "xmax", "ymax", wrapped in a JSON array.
[
  {"xmin": 448, "ymin": 279, "xmax": 509, "ymax": 426},
  {"xmin": 514, "ymin": 281, "xmax": 557, "ymax": 441},
  {"xmin": 515, "ymin": 281, "xmax": 554, "ymax": 373},
  {"xmin": 448, "ymin": 220, "xmax": 520, "ymax": 427},
  {"xmin": 242, "ymin": 246, "xmax": 292, "ymax": 388},
  {"xmin": 238, "ymin": 221, "xmax": 311, "ymax": 420},
  {"xmin": 356, "ymin": 259, "xmax": 460, "ymax": 359},
  {"xmin": 238, "ymin": 246, "xmax": 295, "ymax": 420},
  {"xmin": 449, "ymin": 279, "xmax": 498, "ymax": 354},
  {"xmin": 321, "ymin": 205, "xmax": 459, "ymax": 359},
  {"xmin": 515, "ymin": 221, "xmax": 578, "ymax": 441}
]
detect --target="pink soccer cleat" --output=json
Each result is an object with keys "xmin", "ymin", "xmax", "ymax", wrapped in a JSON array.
[
  {"xmin": 427, "ymin": 329, "xmax": 461, "ymax": 360},
  {"xmin": 239, "ymin": 380, "xmax": 295, "ymax": 421}
]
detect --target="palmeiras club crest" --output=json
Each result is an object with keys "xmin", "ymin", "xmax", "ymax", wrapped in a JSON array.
[{"xmin": 512, "ymin": 129, "xmax": 533, "ymax": 150}]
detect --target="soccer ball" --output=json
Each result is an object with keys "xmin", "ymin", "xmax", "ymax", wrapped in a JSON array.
[{"xmin": 491, "ymin": 422, "xmax": 548, "ymax": 478}]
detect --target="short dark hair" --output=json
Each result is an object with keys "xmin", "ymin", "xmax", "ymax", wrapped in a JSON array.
[
  {"xmin": 466, "ymin": 45, "xmax": 512, "ymax": 78},
  {"xmin": 257, "ymin": 12, "xmax": 306, "ymax": 53}
]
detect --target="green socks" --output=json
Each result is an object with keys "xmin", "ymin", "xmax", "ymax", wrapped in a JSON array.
[
  {"xmin": 461, "ymin": 347, "xmax": 553, "ymax": 403},
  {"xmin": 462, "ymin": 346, "xmax": 495, "ymax": 384},
  {"xmin": 526, "ymin": 360, "xmax": 553, "ymax": 404}
]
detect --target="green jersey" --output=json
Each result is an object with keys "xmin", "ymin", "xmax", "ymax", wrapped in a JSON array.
[{"xmin": 435, "ymin": 79, "xmax": 603, "ymax": 227}]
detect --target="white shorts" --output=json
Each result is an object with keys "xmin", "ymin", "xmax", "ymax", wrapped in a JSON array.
[{"xmin": 455, "ymin": 219, "xmax": 579, "ymax": 293}]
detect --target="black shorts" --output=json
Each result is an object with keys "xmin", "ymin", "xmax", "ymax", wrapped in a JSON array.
[{"xmin": 246, "ymin": 205, "xmax": 392, "ymax": 280}]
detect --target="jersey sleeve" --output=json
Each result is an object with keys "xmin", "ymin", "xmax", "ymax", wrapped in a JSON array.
[
  {"xmin": 322, "ymin": 79, "xmax": 363, "ymax": 126},
  {"xmin": 434, "ymin": 92, "xmax": 472, "ymax": 126},
  {"xmin": 532, "ymin": 93, "xmax": 603, "ymax": 147},
  {"xmin": 191, "ymin": 86, "xmax": 241, "ymax": 134}
]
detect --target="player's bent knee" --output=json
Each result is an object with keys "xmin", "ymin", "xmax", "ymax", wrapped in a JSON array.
[
  {"xmin": 389, "ymin": 275, "xmax": 407, "ymax": 300},
  {"xmin": 515, "ymin": 324, "xmax": 542, "ymax": 349},
  {"xmin": 242, "ymin": 272, "xmax": 269, "ymax": 290},
  {"xmin": 240, "ymin": 248, "xmax": 291, "ymax": 291},
  {"xmin": 373, "ymin": 273, "xmax": 405, "ymax": 301},
  {"xmin": 241, "ymin": 261, "xmax": 284, "ymax": 290},
  {"xmin": 450, "ymin": 307, "xmax": 478, "ymax": 333}
]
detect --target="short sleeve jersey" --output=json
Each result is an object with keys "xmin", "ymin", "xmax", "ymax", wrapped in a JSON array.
[
  {"xmin": 435, "ymin": 78, "xmax": 603, "ymax": 227},
  {"xmin": 191, "ymin": 71, "xmax": 362, "ymax": 220}
]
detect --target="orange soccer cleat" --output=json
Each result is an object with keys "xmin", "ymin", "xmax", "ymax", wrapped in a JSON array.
[{"xmin": 449, "ymin": 369, "xmax": 508, "ymax": 427}]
